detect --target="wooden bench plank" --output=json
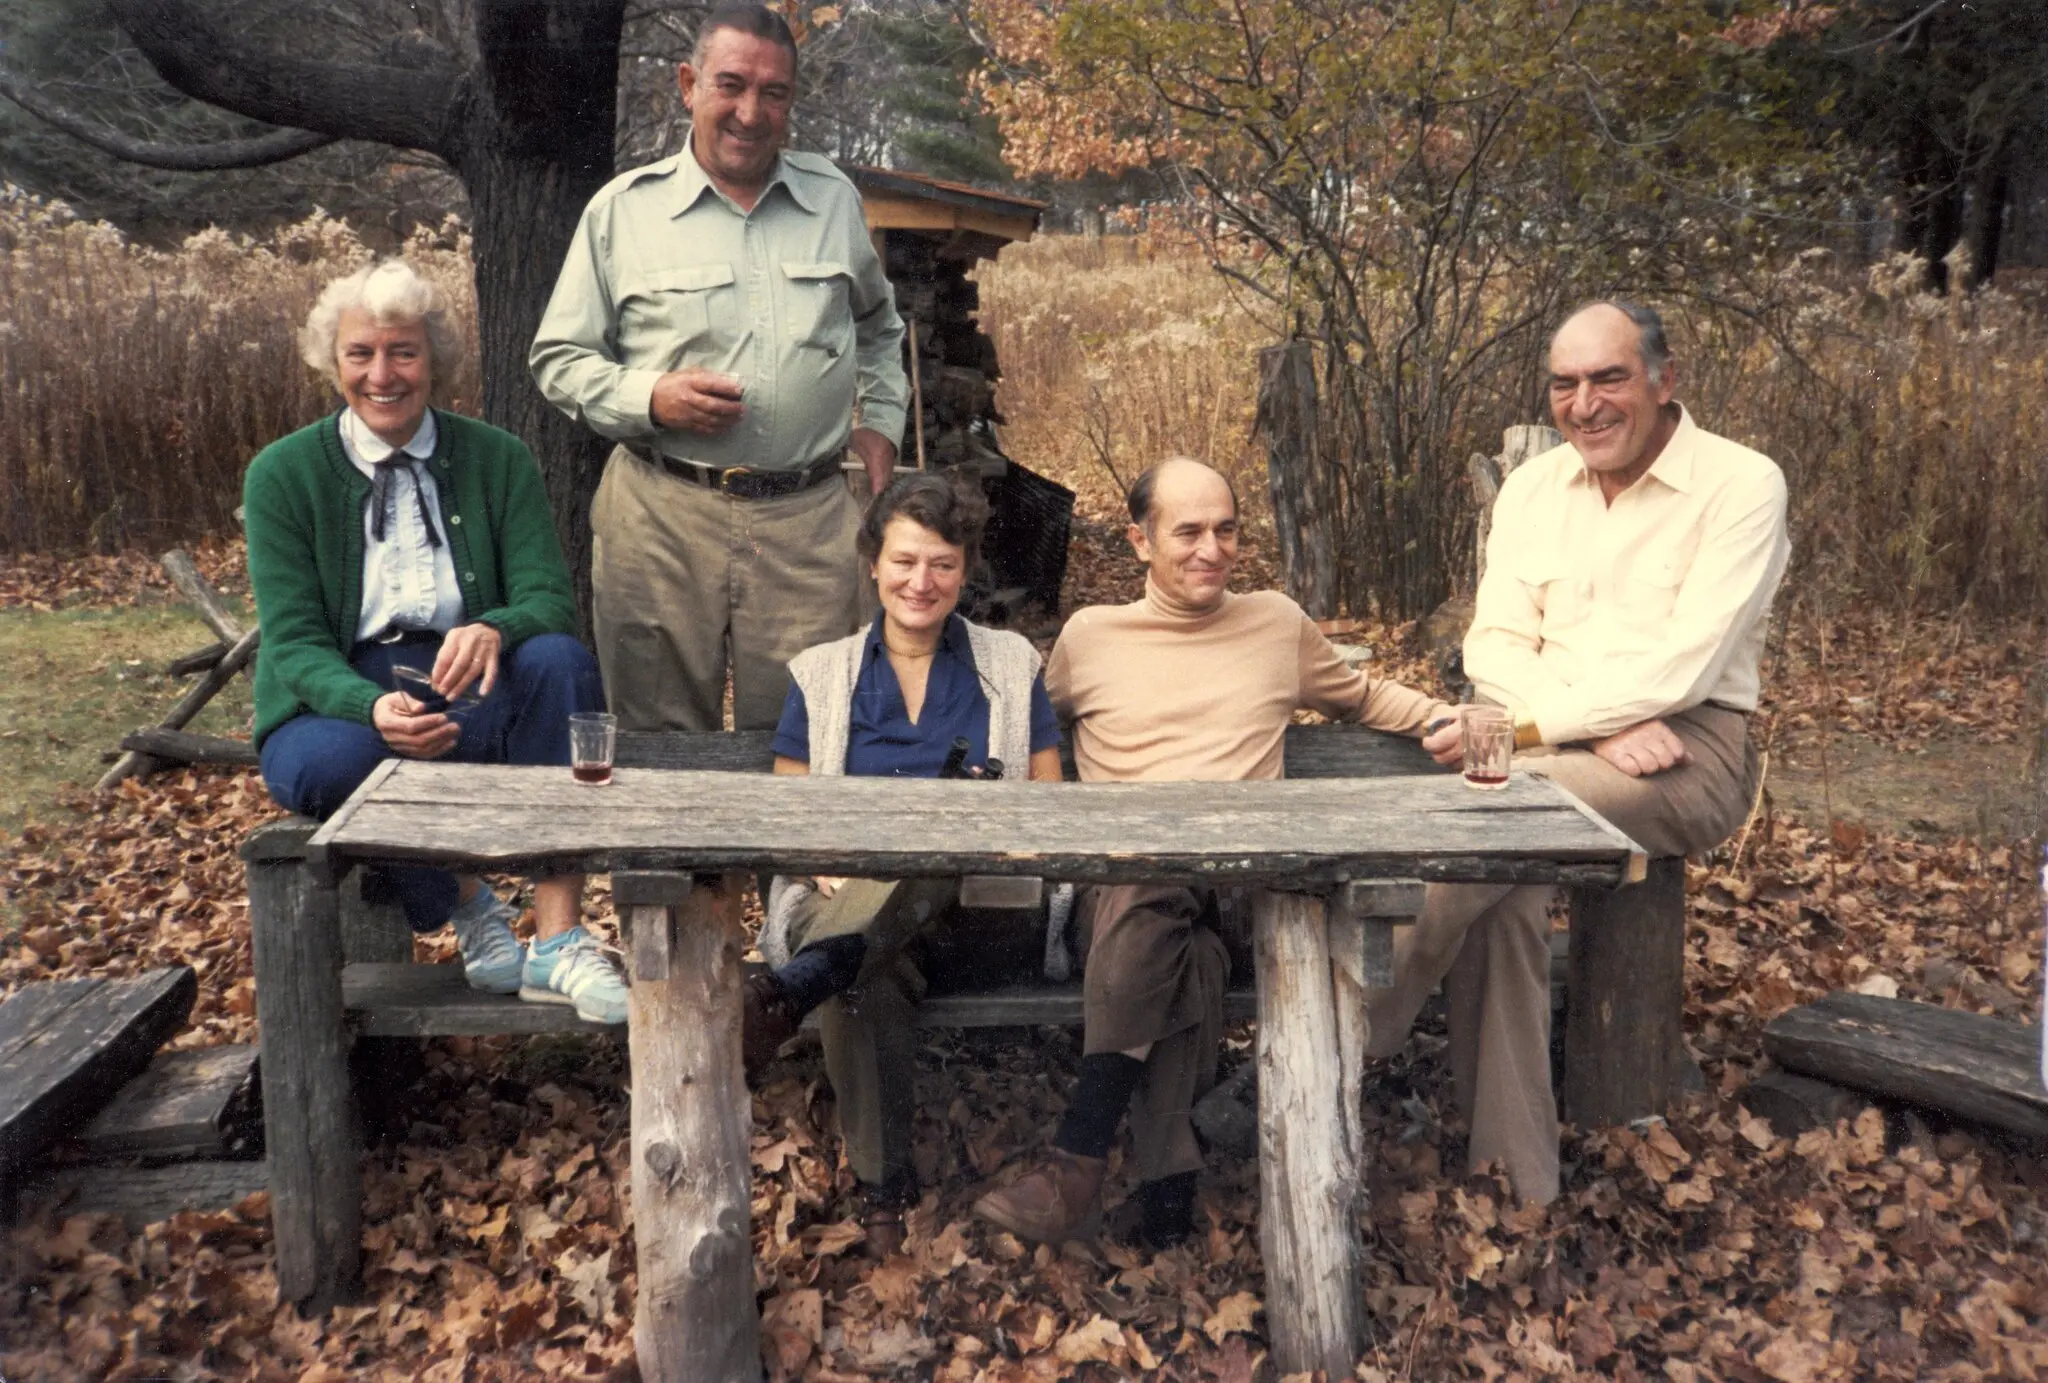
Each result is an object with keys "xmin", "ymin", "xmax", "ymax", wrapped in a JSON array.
[
  {"xmin": 343, "ymin": 962, "xmax": 1260, "ymax": 1034},
  {"xmin": 1763, "ymin": 992, "xmax": 2048, "ymax": 1140},
  {"xmin": 71, "ymin": 1045, "xmax": 260, "ymax": 1163},
  {"xmin": 613, "ymin": 723, "xmax": 1439, "ymax": 780},
  {"xmin": 346, "ymin": 964, "xmax": 622, "ymax": 1036},
  {"xmin": 0, "ymin": 967, "xmax": 197, "ymax": 1196}
]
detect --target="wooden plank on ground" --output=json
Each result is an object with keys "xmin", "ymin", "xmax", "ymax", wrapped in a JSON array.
[
  {"xmin": 313, "ymin": 764, "xmax": 1636, "ymax": 890},
  {"xmin": 18, "ymin": 1160, "xmax": 267, "ymax": 1232},
  {"xmin": 1763, "ymin": 992, "xmax": 2048, "ymax": 1139},
  {"xmin": 120, "ymin": 728, "xmax": 258, "ymax": 768},
  {"xmin": 0, "ymin": 968, "xmax": 197, "ymax": 1194},
  {"xmin": 72, "ymin": 1046, "xmax": 259, "ymax": 1163}
]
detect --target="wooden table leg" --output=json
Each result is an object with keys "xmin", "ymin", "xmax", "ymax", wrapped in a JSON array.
[
  {"xmin": 1253, "ymin": 888, "xmax": 1364, "ymax": 1378},
  {"xmin": 245, "ymin": 846, "xmax": 360, "ymax": 1313},
  {"xmin": 1564, "ymin": 857, "xmax": 1687, "ymax": 1127},
  {"xmin": 620, "ymin": 871, "xmax": 760, "ymax": 1383}
]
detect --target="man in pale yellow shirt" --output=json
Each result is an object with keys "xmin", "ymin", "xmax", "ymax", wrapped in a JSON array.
[
  {"xmin": 530, "ymin": 4, "xmax": 907, "ymax": 732},
  {"xmin": 1367, "ymin": 301, "xmax": 1789, "ymax": 1204}
]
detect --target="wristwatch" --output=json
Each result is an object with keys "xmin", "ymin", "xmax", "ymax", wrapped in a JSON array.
[{"xmin": 1512, "ymin": 710, "xmax": 1543, "ymax": 751}]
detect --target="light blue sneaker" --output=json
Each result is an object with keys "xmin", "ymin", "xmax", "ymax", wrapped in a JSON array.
[
  {"xmin": 449, "ymin": 891, "xmax": 525, "ymax": 994},
  {"xmin": 520, "ymin": 927, "xmax": 629, "ymax": 1025}
]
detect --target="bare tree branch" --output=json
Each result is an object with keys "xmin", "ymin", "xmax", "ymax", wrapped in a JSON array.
[
  {"xmin": 107, "ymin": 0, "xmax": 464, "ymax": 155},
  {"xmin": 0, "ymin": 66, "xmax": 335, "ymax": 170}
]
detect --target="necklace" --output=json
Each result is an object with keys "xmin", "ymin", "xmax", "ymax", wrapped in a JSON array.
[{"xmin": 883, "ymin": 641, "xmax": 937, "ymax": 659}]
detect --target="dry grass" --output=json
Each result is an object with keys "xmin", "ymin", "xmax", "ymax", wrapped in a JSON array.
[
  {"xmin": 5, "ymin": 195, "xmax": 2043, "ymax": 621},
  {"xmin": 0, "ymin": 188, "xmax": 475, "ymax": 553},
  {"xmin": 981, "ymin": 235, "xmax": 2048, "ymax": 621}
]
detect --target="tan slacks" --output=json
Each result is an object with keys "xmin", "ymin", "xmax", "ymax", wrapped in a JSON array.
[
  {"xmin": 1075, "ymin": 884, "xmax": 1232, "ymax": 1185},
  {"xmin": 783, "ymin": 876, "xmax": 1044, "ymax": 1187},
  {"xmin": 589, "ymin": 446, "xmax": 864, "ymax": 732},
  {"xmin": 1365, "ymin": 703, "xmax": 1757, "ymax": 1204}
]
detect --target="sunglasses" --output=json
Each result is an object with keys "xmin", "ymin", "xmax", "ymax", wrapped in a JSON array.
[{"xmin": 391, "ymin": 662, "xmax": 481, "ymax": 717}]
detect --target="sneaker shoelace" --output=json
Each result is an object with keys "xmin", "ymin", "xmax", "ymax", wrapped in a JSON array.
[{"xmin": 453, "ymin": 899, "xmax": 522, "ymax": 967}]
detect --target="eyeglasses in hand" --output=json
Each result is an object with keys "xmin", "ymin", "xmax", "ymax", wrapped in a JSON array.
[{"xmin": 391, "ymin": 662, "xmax": 481, "ymax": 717}]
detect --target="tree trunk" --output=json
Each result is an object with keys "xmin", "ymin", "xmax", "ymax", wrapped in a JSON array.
[{"xmin": 459, "ymin": 146, "xmax": 616, "ymax": 633}]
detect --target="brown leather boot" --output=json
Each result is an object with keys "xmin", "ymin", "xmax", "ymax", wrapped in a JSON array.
[
  {"xmin": 972, "ymin": 1150, "xmax": 1107, "ymax": 1243},
  {"xmin": 741, "ymin": 973, "xmax": 800, "ymax": 1081}
]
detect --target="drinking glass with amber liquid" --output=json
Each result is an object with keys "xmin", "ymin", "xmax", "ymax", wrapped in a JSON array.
[
  {"xmin": 569, "ymin": 712, "xmax": 617, "ymax": 785},
  {"xmin": 1460, "ymin": 706, "xmax": 1513, "ymax": 790}
]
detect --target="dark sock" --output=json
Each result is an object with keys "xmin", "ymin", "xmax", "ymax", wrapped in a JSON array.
[
  {"xmin": 772, "ymin": 934, "xmax": 868, "ymax": 1017},
  {"xmin": 861, "ymin": 1166, "xmax": 919, "ymax": 1211},
  {"xmin": 1138, "ymin": 1171, "xmax": 1199, "ymax": 1248},
  {"xmin": 1054, "ymin": 1052, "xmax": 1146, "ymax": 1158}
]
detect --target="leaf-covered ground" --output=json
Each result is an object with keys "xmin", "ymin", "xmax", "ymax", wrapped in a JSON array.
[{"xmin": 1, "ymin": 535, "xmax": 2043, "ymax": 1382}]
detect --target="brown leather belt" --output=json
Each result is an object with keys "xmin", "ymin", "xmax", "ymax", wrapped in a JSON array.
[{"xmin": 623, "ymin": 441, "xmax": 842, "ymax": 500}]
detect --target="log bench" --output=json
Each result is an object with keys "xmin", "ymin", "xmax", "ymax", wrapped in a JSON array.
[{"xmin": 245, "ymin": 725, "xmax": 1667, "ymax": 1378}]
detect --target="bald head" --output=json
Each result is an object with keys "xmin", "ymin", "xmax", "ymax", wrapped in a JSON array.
[
  {"xmin": 1553, "ymin": 300, "xmax": 1671, "ymax": 385},
  {"xmin": 1127, "ymin": 457, "xmax": 1240, "ymax": 612},
  {"xmin": 1128, "ymin": 456, "xmax": 1237, "ymax": 535}
]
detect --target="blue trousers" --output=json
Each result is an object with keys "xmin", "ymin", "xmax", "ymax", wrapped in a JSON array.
[{"xmin": 260, "ymin": 632, "xmax": 604, "ymax": 930}]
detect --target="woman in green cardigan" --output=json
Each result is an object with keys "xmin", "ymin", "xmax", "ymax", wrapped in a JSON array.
[{"xmin": 245, "ymin": 258, "xmax": 626, "ymax": 1025}]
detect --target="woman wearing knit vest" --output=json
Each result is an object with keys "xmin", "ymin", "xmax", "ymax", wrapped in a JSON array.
[
  {"xmin": 743, "ymin": 472, "xmax": 1064, "ymax": 1252},
  {"xmin": 244, "ymin": 259, "xmax": 628, "ymax": 1026}
]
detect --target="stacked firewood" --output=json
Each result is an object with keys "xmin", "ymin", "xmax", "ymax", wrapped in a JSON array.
[{"xmin": 882, "ymin": 233, "xmax": 1072, "ymax": 619}]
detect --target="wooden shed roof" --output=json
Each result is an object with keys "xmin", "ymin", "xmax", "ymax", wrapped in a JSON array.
[{"xmin": 844, "ymin": 166, "xmax": 1045, "ymax": 249}]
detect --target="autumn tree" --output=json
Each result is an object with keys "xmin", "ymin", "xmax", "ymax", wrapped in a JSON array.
[
  {"xmin": 1756, "ymin": 0, "xmax": 2048, "ymax": 291},
  {"xmin": 973, "ymin": 0, "xmax": 1814, "ymax": 617}
]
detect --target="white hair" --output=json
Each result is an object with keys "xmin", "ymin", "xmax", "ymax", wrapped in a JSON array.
[{"xmin": 298, "ymin": 259, "xmax": 463, "ymax": 388}]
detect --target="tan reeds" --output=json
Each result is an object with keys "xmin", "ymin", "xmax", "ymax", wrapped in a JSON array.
[
  {"xmin": 980, "ymin": 236, "xmax": 2048, "ymax": 621},
  {"xmin": 0, "ymin": 189, "xmax": 475, "ymax": 553}
]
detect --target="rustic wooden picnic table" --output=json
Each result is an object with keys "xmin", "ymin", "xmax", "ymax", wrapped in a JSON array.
[{"xmin": 286, "ymin": 757, "xmax": 1640, "ymax": 1380}]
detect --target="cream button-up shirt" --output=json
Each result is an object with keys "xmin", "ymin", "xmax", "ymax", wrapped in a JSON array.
[
  {"xmin": 528, "ymin": 141, "xmax": 908, "ymax": 472},
  {"xmin": 1464, "ymin": 406, "xmax": 1790, "ymax": 747},
  {"xmin": 340, "ymin": 408, "xmax": 465, "ymax": 645}
]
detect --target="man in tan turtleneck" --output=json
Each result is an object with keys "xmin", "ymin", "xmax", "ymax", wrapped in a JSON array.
[{"xmin": 973, "ymin": 457, "xmax": 1456, "ymax": 1249}]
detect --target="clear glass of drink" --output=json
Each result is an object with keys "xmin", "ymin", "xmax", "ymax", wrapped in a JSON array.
[
  {"xmin": 569, "ymin": 712, "xmax": 617, "ymax": 785},
  {"xmin": 1460, "ymin": 706, "xmax": 1513, "ymax": 790}
]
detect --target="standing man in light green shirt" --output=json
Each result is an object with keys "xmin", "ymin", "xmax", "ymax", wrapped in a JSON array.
[{"xmin": 530, "ymin": 2, "xmax": 908, "ymax": 732}]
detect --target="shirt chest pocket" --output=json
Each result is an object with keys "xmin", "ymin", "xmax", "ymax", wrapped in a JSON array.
[
  {"xmin": 1515, "ymin": 552, "xmax": 1584, "ymax": 630},
  {"xmin": 1618, "ymin": 556, "xmax": 1685, "ymax": 631},
  {"xmin": 781, "ymin": 261, "xmax": 853, "ymax": 357},
  {"xmin": 621, "ymin": 263, "xmax": 735, "ymax": 362}
]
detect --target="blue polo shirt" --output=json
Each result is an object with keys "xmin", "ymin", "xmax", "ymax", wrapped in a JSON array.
[{"xmin": 773, "ymin": 614, "xmax": 1061, "ymax": 778}]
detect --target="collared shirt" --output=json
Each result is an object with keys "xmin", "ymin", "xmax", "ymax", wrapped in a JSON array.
[
  {"xmin": 774, "ymin": 613, "xmax": 1060, "ymax": 777},
  {"xmin": 1464, "ymin": 406, "xmax": 1790, "ymax": 746},
  {"xmin": 529, "ymin": 141, "xmax": 909, "ymax": 471},
  {"xmin": 339, "ymin": 407, "xmax": 465, "ymax": 644}
]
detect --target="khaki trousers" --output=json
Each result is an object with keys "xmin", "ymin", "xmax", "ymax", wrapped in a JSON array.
[
  {"xmin": 590, "ymin": 446, "xmax": 864, "ymax": 732},
  {"xmin": 1076, "ymin": 885, "xmax": 1232, "ymax": 1185},
  {"xmin": 783, "ymin": 877, "xmax": 959, "ymax": 1187},
  {"xmin": 1365, "ymin": 704, "xmax": 1757, "ymax": 1204}
]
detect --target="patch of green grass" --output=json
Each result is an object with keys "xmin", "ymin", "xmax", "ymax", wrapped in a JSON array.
[{"xmin": 0, "ymin": 595, "xmax": 256, "ymax": 837}]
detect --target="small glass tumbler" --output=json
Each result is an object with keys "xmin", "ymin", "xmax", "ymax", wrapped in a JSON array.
[
  {"xmin": 1460, "ymin": 706, "xmax": 1513, "ymax": 791},
  {"xmin": 569, "ymin": 712, "xmax": 617, "ymax": 786}
]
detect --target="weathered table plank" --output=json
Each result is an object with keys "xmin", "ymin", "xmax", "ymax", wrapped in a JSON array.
[
  {"xmin": 313, "ymin": 766, "xmax": 1639, "ymax": 888},
  {"xmin": 0, "ymin": 967, "xmax": 197, "ymax": 1200}
]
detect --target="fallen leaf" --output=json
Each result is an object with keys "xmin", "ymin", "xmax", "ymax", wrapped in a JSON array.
[{"xmin": 1202, "ymin": 1291, "xmax": 1262, "ymax": 1346}]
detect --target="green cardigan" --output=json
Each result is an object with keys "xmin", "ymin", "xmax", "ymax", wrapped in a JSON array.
[{"xmin": 243, "ymin": 409, "xmax": 579, "ymax": 748}]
